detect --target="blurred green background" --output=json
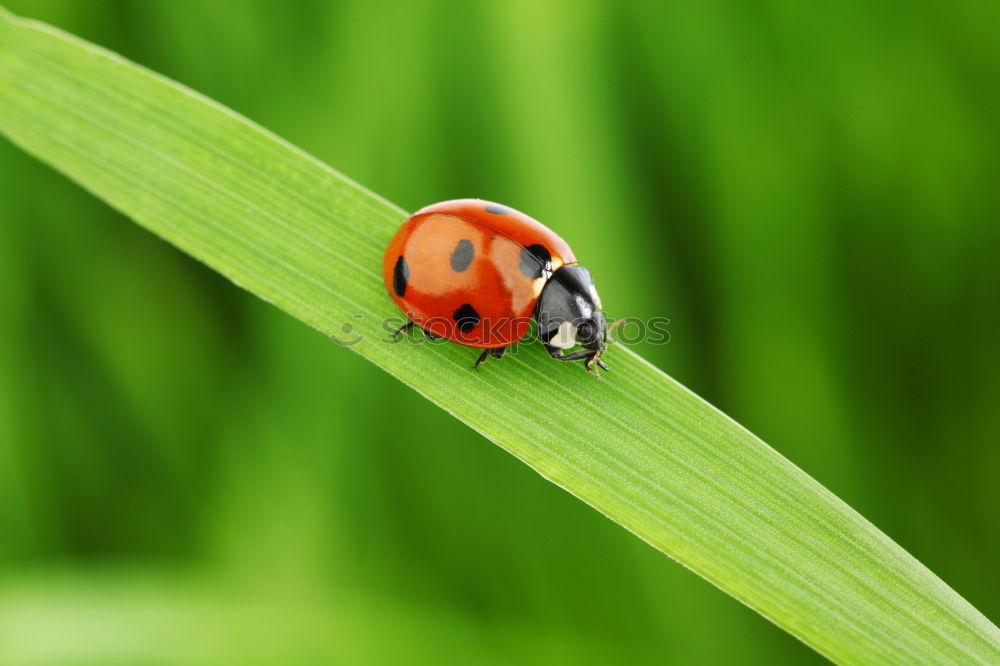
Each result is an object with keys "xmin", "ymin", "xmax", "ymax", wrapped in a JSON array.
[{"xmin": 1, "ymin": 1, "xmax": 998, "ymax": 664}]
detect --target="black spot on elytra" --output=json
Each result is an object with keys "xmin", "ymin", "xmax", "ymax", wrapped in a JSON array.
[
  {"xmin": 393, "ymin": 256, "xmax": 409, "ymax": 297},
  {"xmin": 519, "ymin": 244, "xmax": 552, "ymax": 279},
  {"xmin": 485, "ymin": 204, "xmax": 509, "ymax": 215},
  {"xmin": 453, "ymin": 304, "xmax": 480, "ymax": 333},
  {"xmin": 450, "ymin": 239, "xmax": 474, "ymax": 272}
]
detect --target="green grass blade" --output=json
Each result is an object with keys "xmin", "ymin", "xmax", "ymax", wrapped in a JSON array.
[{"xmin": 0, "ymin": 8, "xmax": 997, "ymax": 663}]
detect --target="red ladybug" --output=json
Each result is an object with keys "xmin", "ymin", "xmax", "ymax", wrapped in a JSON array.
[{"xmin": 382, "ymin": 199, "xmax": 608, "ymax": 373}]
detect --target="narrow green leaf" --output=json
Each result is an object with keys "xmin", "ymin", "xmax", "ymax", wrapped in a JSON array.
[{"xmin": 0, "ymin": 8, "xmax": 996, "ymax": 663}]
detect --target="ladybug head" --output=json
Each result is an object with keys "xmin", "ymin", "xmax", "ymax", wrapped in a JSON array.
[{"xmin": 535, "ymin": 266, "xmax": 607, "ymax": 356}]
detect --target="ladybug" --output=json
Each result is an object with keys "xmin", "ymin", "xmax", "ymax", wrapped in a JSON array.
[{"xmin": 382, "ymin": 199, "xmax": 609, "ymax": 374}]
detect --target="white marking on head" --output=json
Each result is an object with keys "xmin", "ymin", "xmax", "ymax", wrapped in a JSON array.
[
  {"xmin": 551, "ymin": 320, "xmax": 577, "ymax": 349},
  {"xmin": 589, "ymin": 283, "xmax": 602, "ymax": 309},
  {"xmin": 551, "ymin": 257, "xmax": 564, "ymax": 271},
  {"xmin": 532, "ymin": 276, "xmax": 547, "ymax": 297}
]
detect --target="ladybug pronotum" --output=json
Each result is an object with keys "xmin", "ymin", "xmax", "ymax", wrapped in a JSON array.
[{"xmin": 382, "ymin": 199, "xmax": 609, "ymax": 374}]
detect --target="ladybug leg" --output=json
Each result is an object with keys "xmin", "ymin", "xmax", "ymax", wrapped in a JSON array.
[
  {"xmin": 583, "ymin": 352, "xmax": 609, "ymax": 378},
  {"xmin": 473, "ymin": 346, "xmax": 507, "ymax": 370},
  {"xmin": 422, "ymin": 328, "xmax": 441, "ymax": 341},
  {"xmin": 547, "ymin": 347, "xmax": 592, "ymax": 362},
  {"xmin": 545, "ymin": 345, "xmax": 608, "ymax": 377},
  {"xmin": 543, "ymin": 343, "xmax": 566, "ymax": 359},
  {"xmin": 391, "ymin": 321, "xmax": 416, "ymax": 339}
]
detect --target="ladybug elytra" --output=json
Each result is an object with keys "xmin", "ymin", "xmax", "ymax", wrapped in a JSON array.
[{"xmin": 382, "ymin": 199, "xmax": 609, "ymax": 374}]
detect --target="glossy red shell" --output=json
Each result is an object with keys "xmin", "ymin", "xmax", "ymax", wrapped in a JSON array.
[{"xmin": 382, "ymin": 199, "xmax": 577, "ymax": 348}]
